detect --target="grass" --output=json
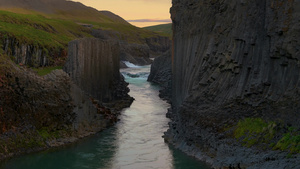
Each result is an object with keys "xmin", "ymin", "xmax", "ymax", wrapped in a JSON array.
[
  {"xmin": 234, "ymin": 118, "xmax": 300, "ymax": 154},
  {"xmin": 78, "ymin": 20, "xmax": 165, "ymax": 44},
  {"xmin": 274, "ymin": 127, "xmax": 300, "ymax": 153},
  {"xmin": 0, "ymin": 10, "xmax": 92, "ymax": 49},
  {"xmin": 33, "ymin": 66, "xmax": 62, "ymax": 76},
  {"xmin": 0, "ymin": 9, "xmax": 168, "ymax": 69},
  {"xmin": 0, "ymin": 9, "xmax": 165, "ymax": 48},
  {"xmin": 143, "ymin": 23, "xmax": 172, "ymax": 37},
  {"xmin": 234, "ymin": 118, "xmax": 276, "ymax": 147}
]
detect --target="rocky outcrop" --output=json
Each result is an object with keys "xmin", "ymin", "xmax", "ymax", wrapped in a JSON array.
[
  {"xmin": 0, "ymin": 57, "xmax": 74, "ymax": 159},
  {"xmin": 146, "ymin": 36, "xmax": 171, "ymax": 57},
  {"xmin": 0, "ymin": 38, "xmax": 133, "ymax": 160},
  {"xmin": 120, "ymin": 42, "xmax": 152, "ymax": 66},
  {"xmin": 2, "ymin": 37, "xmax": 66, "ymax": 67},
  {"xmin": 148, "ymin": 50, "xmax": 172, "ymax": 101},
  {"xmin": 92, "ymin": 29, "xmax": 171, "ymax": 66},
  {"xmin": 166, "ymin": 0, "xmax": 300, "ymax": 168},
  {"xmin": 64, "ymin": 38, "xmax": 130, "ymax": 103}
]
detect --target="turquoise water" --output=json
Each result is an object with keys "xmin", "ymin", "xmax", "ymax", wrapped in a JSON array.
[{"xmin": 0, "ymin": 65, "xmax": 211, "ymax": 169}]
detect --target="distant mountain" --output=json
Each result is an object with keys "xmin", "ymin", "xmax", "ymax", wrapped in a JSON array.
[
  {"xmin": 144, "ymin": 23, "xmax": 172, "ymax": 37},
  {"xmin": 0, "ymin": 0, "xmax": 129, "ymax": 24}
]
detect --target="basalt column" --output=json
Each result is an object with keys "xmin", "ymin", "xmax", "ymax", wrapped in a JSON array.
[{"xmin": 64, "ymin": 38, "xmax": 128, "ymax": 102}]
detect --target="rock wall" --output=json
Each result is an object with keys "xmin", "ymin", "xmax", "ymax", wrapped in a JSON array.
[
  {"xmin": 64, "ymin": 38, "xmax": 130, "ymax": 103},
  {"xmin": 146, "ymin": 36, "xmax": 171, "ymax": 56},
  {"xmin": 166, "ymin": 0, "xmax": 300, "ymax": 168},
  {"xmin": 92, "ymin": 29, "xmax": 171, "ymax": 66},
  {"xmin": 119, "ymin": 42, "xmax": 152, "ymax": 66},
  {"xmin": 2, "ymin": 37, "xmax": 66, "ymax": 67},
  {"xmin": 0, "ymin": 58, "xmax": 75, "ymax": 159},
  {"xmin": 171, "ymin": 0, "xmax": 300, "ymax": 109},
  {"xmin": 0, "ymin": 43, "xmax": 132, "ymax": 160},
  {"xmin": 147, "ymin": 50, "xmax": 172, "ymax": 101}
]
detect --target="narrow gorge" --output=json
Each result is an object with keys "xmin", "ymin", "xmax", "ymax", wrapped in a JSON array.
[{"xmin": 0, "ymin": 0, "xmax": 299, "ymax": 168}]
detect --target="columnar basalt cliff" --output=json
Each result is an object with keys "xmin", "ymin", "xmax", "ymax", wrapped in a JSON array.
[
  {"xmin": 64, "ymin": 38, "xmax": 130, "ymax": 103},
  {"xmin": 165, "ymin": 0, "xmax": 300, "ymax": 168},
  {"xmin": 0, "ymin": 38, "xmax": 133, "ymax": 160},
  {"xmin": 148, "ymin": 50, "xmax": 172, "ymax": 101},
  {"xmin": 2, "ymin": 37, "xmax": 66, "ymax": 67}
]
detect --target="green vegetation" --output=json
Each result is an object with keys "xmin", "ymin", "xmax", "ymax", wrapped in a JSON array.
[
  {"xmin": 0, "ymin": 9, "xmax": 167, "ymax": 69},
  {"xmin": 274, "ymin": 127, "xmax": 300, "ymax": 153},
  {"xmin": 143, "ymin": 23, "xmax": 172, "ymax": 37},
  {"xmin": 0, "ymin": 9, "xmax": 163, "ymax": 49},
  {"xmin": 33, "ymin": 66, "xmax": 62, "ymax": 76},
  {"xmin": 234, "ymin": 118, "xmax": 300, "ymax": 154},
  {"xmin": 38, "ymin": 127, "xmax": 61, "ymax": 140},
  {"xmin": 38, "ymin": 128, "xmax": 51, "ymax": 140},
  {"xmin": 234, "ymin": 118, "xmax": 276, "ymax": 147},
  {"xmin": 0, "ymin": 132, "xmax": 45, "ymax": 154},
  {"xmin": 0, "ymin": 10, "xmax": 91, "ymax": 49}
]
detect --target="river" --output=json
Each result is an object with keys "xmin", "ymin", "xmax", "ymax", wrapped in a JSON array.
[{"xmin": 0, "ymin": 64, "xmax": 211, "ymax": 169}]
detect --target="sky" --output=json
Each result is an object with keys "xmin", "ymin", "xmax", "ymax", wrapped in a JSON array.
[{"xmin": 71, "ymin": 0, "xmax": 172, "ymax": 27}]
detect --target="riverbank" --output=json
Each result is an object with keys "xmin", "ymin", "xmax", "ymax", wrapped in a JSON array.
[
  {"xmin": 0, "ymin": 52, "xmax": 133, "ymax": 162},
  {"xmin": 1, "ymin": 63, "xmax": 211, "ymax": 169},
  {"xmin": 163, "ymin": 105, "xmax": 300, "ymax": 168}
]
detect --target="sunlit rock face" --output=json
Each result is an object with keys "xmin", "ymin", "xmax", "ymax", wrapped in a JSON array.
[
  {"xmin": 166, "ymin": 0, "xmax": 300, "ymax": 168},
  {"xmin": 64, "ymin": 38, "xmax": 129, "ymax": 102}
]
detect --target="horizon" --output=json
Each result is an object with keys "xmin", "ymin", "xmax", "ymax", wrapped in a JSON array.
[{"xmin": 71, "ymin": 0, "xmax": 172, "ymax": 27}]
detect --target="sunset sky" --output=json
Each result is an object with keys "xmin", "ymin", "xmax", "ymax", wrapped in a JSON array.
[{"xmin": 71, "ymin": 0, "xmax": 172, "ymax": 27}]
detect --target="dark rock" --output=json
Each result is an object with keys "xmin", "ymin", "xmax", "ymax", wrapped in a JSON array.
[
  {"xmin": 119, "ymin": 42, "xmax": 152, "ymax": 66},
  {"xmin": 166, "ymin": 0, "xmax": 300, "ymax": 168},
  {"xmin": 146, "ymin": 36, "xmax": 171, "ymax": 57},
  {"xmin": 148, "ymin": 50, "xmax": 172, "ymax": 101},
  {"xmin": 92, "ymin": 29, "xmax": 171, "ymax": 66},
  {"xmin": 2, "ymin": 36, "xmax": 66, "ymax": 67},
  {"xmin": 64, "ymin": 38, "xmax": 130, "ymax": 103}
]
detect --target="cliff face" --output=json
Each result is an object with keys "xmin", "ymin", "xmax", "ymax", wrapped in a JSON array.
[
  {"xmin": 166, "ymin": 0, "xmax": 300, "ymax": 168},
  {"xmin": 0, "ymin": 37, "xmax": 132, "ymax": 159},
  {"xmin": 148, "ymin": 50, "xmax": 172, "ymax": 101},
  {"xmin": 2, "ymin": 37, "xmax": 66, "ymax": 67},
  {"xmin": 0, "ymin": 56, "xmax": 74, "ymax": 159},
  {"xmin": 92, "ymin": 29, "xmax": 171, "ymax": 66},
  {"xmin": 171, "ymin": 0, "xmax": 300, "ymax": 109},
  {"xmin": 64, "ymin": 38, "xmax": 130, "ymax": 103},
  {"xmin": 146, "ymin": 36, "xmax": 171, "ymax": 56}
]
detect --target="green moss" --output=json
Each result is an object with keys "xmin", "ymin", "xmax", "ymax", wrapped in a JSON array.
[
  {"xmin": 234, "ymin": 118, "xmax": 300, "ymax": 154},
  {"xmin": 38, "ymin": 128, "xmax": 51, "ymax": 140},
  {"xmin": 33, "ymin": 66, "xmax": 62, "ymax": 76},
  {"xmin": 274, "ymin": 132, "xmax": 300, "ymax": 153},
  {"xmin": 234, "ymin": 118, "xmax": 276, "ymax": 147},
  {"xmin": 38, "ymin": 127, "xmax": 62, "ymax": 140},
  {"xmin": 15, "ymin": 136, "xmax": 44, "ymax": 149}
]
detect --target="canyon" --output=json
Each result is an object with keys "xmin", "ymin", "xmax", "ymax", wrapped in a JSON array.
[{"xmin": 1, "ymin": 0, "xmax": 299, "ymax": 168}]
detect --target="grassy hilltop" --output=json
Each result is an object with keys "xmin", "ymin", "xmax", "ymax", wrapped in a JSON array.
[
  {"xmin": 144, "ymin": 23, "xmax": 172, "ymax": 38},
  {"xmin": 0, "ymin": 0, "xmax": 167, "ymax": 70}
]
